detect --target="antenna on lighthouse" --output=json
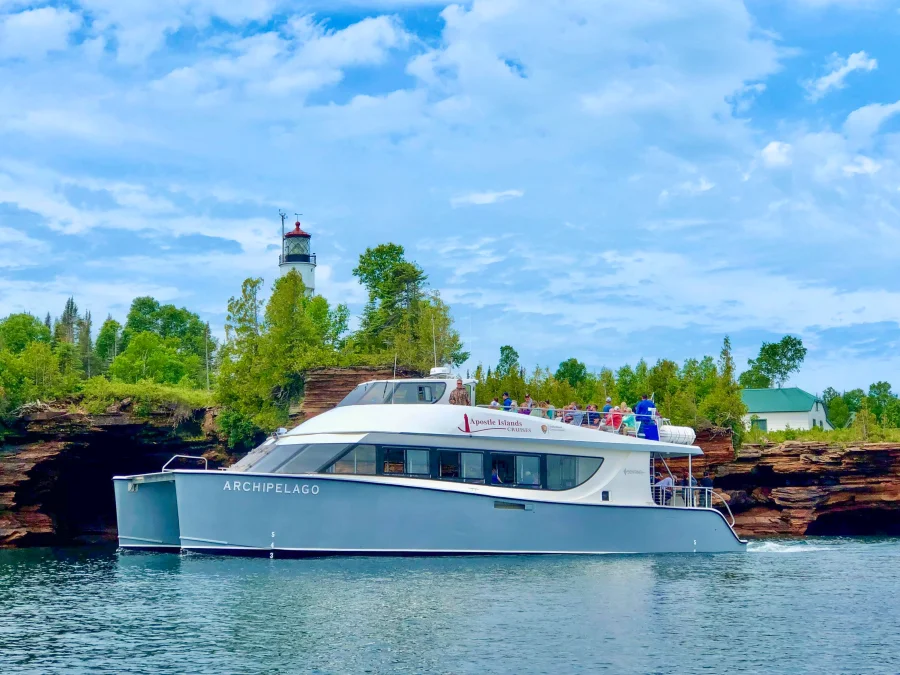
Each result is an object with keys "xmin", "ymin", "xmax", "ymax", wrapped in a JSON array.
[{"xmin": 279, "ymin": 210, "xmax": 286, "ymax": 240}]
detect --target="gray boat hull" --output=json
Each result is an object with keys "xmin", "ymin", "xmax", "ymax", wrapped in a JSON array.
[
  {"xmin": 116, "ymin": 470, "xmax": 745, "ymax": 555},
  {"xmin": 113, "ymin": 473, "xmax": 181, "ymax": 550}
]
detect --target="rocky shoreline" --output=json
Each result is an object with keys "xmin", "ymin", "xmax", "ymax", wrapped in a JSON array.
[{"xmin": 2, "ymin": 405, "xmax": 899, "ymax": 546}]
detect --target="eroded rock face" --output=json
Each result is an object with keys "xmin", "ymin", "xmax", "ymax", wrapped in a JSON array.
[
  {"xmin": 0, "ymin": 402, "xmax": 227, "ymax": 547},
  {"xmin": 693, "ymin": 436, "xmax": 900, "ymax": 537}
]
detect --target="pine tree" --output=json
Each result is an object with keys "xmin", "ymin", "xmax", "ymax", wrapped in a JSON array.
[
  {"xmin": 76, "ymin": 310, "xmax": 96, "ymax": 378},
  {"xmin": 55, "ymin": 297, "xmax": 79, "ymax": 344}
]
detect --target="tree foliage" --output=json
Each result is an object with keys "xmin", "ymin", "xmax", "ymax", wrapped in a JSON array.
[{"xmin": 739, "ymin": 335, "xmax": 807, "ymax": 388}]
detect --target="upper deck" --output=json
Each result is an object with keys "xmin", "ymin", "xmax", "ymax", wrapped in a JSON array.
[{"xmin": 287, "ymin": 403, "xmax": 702, "ymax": 457}]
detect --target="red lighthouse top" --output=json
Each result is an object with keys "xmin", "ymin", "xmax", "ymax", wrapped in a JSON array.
[{"xmin": 284, "ymin": 221, "xmax": 310, "ymax": 238}]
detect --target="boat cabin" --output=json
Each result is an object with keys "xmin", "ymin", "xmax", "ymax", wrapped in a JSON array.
[{"xmin": 337, "ymin": 367, "xmax": 477, "ymax": 408}]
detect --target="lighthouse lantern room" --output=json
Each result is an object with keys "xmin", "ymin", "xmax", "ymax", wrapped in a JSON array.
[{"xmin": 278, "ymin": 216, "xmax": 316, "ymax": 294}]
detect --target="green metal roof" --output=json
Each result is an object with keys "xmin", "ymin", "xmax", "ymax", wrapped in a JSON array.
[{"xmin": 741, "ymin": 387, "xmax": 821, "ymax": 413}]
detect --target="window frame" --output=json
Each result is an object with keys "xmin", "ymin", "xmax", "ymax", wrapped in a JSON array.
[{"xmin": 317, "ymin": 444, "xmax": 605, "ymax": 492}]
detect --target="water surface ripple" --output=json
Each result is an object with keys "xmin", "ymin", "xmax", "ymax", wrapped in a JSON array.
[{"xmin": 2, "ymin": 539, "xmax": 898, "ymax": 674}]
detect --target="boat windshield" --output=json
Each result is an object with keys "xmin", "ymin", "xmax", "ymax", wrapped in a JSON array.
[{"xmin": 337, "ymin": 381, "xmax": 447, "ymax": 406}]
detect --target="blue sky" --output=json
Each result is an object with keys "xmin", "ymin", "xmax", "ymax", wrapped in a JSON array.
[{"xmin": 1, "ymin": 0, "xmax": 900, "ymax": 393}]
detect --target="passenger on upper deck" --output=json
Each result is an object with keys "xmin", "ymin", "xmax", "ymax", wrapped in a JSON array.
[
  {"xmin": 602, "ymin": 397, "xmax": 613, "ymax": 413},
  {"xmin": 449, "ymin": 378, "xmax": 470, "ymax": 406},
  {"xmin": 634, "ymin": 394, "xmax": 654, "ymax": 419},
  {"xmin": 489, "ymin": 397, "xmax": 500, "ymax": 408},
  {"xmin": 502, "ymin": 392, "xmax": 512, "ymax": 411}
]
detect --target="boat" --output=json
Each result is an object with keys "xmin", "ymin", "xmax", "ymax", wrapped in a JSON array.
[{"xmin": 113, "ymin": 369, "xmax": 746, "ymax": 556}]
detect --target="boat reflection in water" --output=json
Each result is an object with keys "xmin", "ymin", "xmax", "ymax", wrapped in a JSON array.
[{"xmin": 114, "ymin": 369, "xmax": 745, "ymax": 556}]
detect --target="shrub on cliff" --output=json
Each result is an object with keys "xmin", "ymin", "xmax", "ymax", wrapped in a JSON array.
[{"xmin": 80, "ymin": 377, "xmax": 213, "ymax": 416}]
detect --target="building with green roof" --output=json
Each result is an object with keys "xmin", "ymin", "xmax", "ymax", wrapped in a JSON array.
[{"xmin": 741, "ymin": 387, "xmax": 833, "ymax": 432}]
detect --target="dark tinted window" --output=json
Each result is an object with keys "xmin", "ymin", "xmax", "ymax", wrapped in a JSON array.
[
  {"xmin": 246, "ymin": 443, "xmax": 308, "ymax": 474},
  {"xmin": 336, "ymin": 381, "xmax": 447, "ymax": 406},
  {"xmin": 383, "ymin": 446, "xmax": 430, "ymax": 475},
  {"xmin": 546, "ymin": 455, "xmax": 603, "ymax": 490},
  {"xmin": 275, "ymin": 444, "xmax": 353, "ymax": 474},
  {"xmin": 490, "ymin": 453, "xmax": 541, "ymax": 488},
  {"xmin": 326, "ymin": 445, "xmax": 376, "ymax": 475},
  {"xmin": 438, "ymin": 450, "xmax": 484, "ymax": 482}
]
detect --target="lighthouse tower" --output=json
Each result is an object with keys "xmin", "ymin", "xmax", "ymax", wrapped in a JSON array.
[{"xmin": 278, "ymin": 218, "xmax": 316, "ymax": 294}]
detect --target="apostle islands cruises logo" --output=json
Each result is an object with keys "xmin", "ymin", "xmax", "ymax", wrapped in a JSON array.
[{"xmin": 458, "ymin": 413, "xmax": 536, "ymax": 434}]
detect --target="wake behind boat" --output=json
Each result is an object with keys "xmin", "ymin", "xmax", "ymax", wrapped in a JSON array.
[{"xmin": 113, "ymin": 370, "xmax": 746, "ymax": 556}]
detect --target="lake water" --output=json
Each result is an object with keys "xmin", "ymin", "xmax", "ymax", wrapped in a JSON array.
[{"xmin": 1, "ymin": 539, "xmax": 898, "ymax": 674}]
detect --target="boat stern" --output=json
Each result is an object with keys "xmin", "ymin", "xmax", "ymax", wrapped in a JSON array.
[{"xmin": 113, "ymin": 472, "xmax": 181, "ymax": 551}]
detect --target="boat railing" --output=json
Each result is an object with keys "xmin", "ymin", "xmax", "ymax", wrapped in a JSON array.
[
  {"xmin": 475, "ymin": 404, "xmax": 659, "ymax": 436},
  {"xmin": 162, "ymin": 455, "xmax": 208, "ymax": 472},
  {"xmin": 652, "ymin": 485, "xmax": 735, "ymax": 522}
]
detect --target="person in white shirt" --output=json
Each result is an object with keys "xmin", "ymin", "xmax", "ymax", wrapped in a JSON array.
[
  {"xmin": 654, "ymin": 472, "xmax": 674, "ymax": 505},
  {"xmin": 489, "ymin": 397, "xmax": 500, "ymax": 408}
]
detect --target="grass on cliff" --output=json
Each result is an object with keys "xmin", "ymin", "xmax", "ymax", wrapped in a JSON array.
[
  {"xmin": 80, "ymin": 377, "xmax": 213, "ymax": 416},
  {"xmin": 745, "ymin": 422, "xmax": 900, "ymax": 446}
]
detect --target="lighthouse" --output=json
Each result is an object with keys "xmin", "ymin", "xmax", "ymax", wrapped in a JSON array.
[{"xmin": 278, "ymin": 217, "xmax": 316, "ymax": 294}]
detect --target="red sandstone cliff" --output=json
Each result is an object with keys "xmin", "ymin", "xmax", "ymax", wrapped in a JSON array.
[
  {"xmin": 0, "ymin": 401, "xmax": 226, "ymax": 547},
  {"xmin": 686, "ymin": 430, "xmax": 900, "ymax": 537}
]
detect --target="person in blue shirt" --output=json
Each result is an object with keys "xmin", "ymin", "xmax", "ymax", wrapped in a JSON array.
[
  {"xmin": 502, "ymin": 392, "xmax": 512, "ymax": 411},
  {"xmin": 491, "ymin": 467, "xmax": 503, "ymax": 484},
  {"xmin": 601, "ymin": 397, "xmax": 613, "ymax": 413},
  {"xmin": 634, "ymin": 394, "xmax": 658, "ymax": 440},
  {"xmin": 634, "ymin": 394, "xmax": 654, "ymax": 418}
]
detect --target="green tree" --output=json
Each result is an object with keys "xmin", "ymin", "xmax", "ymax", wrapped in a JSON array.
[
  {"xmin": 648, "ymin": 359, "xmax": 679, "ymax": 412},
  {"xmin": 826, "ymin": 396, "xmax": 851, "ymax": 428},
  {"xmin": 0, "ymin": 313, "xmax": 51, "ymax": 353},
  {"xmin": 77, "ymin": 310, "xmax": 99, "ymax": 378},
  {"xmin": 353, "ymin": 243, "xmax": 427, "ymax": 352},
  {"xmin": 497, "ymin": 345, "xmax": 520, "ymax": 378},
  {"xmin": 95, "ymin": 316, "xmax": 123, "ymax": 370},
  {"xmin": 740, "ymin": 335, "xmax": 807, "ymax": 388},
  {"xmin": 699, "ymin": 336, "xmax": 747, "ymax": 442},
  {"xmin": 18, "ymin": 342, "xmax": 62, "ymax": 401},
  {"xmin": 843, "ymin": 388, "xmax": 865, "ymax": 413},
  {"xmin": 867, "ymin": 381, "xmax": 894, "ymax": 423},
  {"xmin": 738, "ymin": 367, "xmax": 771, "ymax": 389},
  {"xmin": 123, "ymin": 296, "xmax": 162, "ymax": 343},
  {"xmin": 555, "ymin": 358, "xmax": 588, "ymax": 389},
  {"xmin": 109, "ymin": 332, "xmax": 199, "ymax": 385},
  {"xmin": 54, "ymin": 297, "xmax": 79, "ymax": 344}
]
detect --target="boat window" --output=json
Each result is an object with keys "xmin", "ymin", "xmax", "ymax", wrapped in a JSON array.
[
  {"xmin": 274, "ymin": 443, "xmax": 354, "ymax": 475},
  {"xmin": 335, "ymin": 381, "xmax": 447, "ymax": 406},
  {"xmin": 336, "ymin": 381, "xmax": 393, "ymax": 407},
  {"xmin": 462, "ymin": 452, "xmax": 484, "ymax": 481},
  {"xmin": 325, "ymin": 445, "xmax": 377, "ymax": 475},
  {"xmin": 382, "ymin": 446, "xmax": 431, "ymax": 476},
  {"xmin": 491, "ymin": 453, "xmax": 541, "ymax": 488},
  {"xmin": 438, "ymin": 450, "xmax": 460, "ymax": 478},
  {"xmin": 438, "ymin": 450, "xmax": 484, "ymax": 482},
  {"xmin": 243, "ymin": 443, "xmax": 308, "ymax": 474},
  {"xmin": 516, "ymin": 455, "xmax": 541, "ymax": 488},
  {"xmin": 545, "ymin": 455, "xmax": 604, "ymax": 490},
  {"xmin": 389, "ymin": 382, "xmax": 447, "ymax": 404}
]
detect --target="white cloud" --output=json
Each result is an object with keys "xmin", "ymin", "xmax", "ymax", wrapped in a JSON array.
[
  {"xmin": 0, "ymin": 227, "xmax": 48, "ymax": 268},
  {"xmin": 151, "ymin": 15, "xmax": 410, "ymax": 98},
  {"xmin": 805, "ymin": 51, "xmax": 877, "ymax": 101},
  {"xmin": 79, "ymin": 0, "xmax": 279, "ymax": 63},
  {"xmin": 843, "ymin": 99, "xmax": 900, "ymax": 142},
  {"xmin": 0, "ymin": 7, "xmax": 82, "ymax": 60},
  {"xmin": 450, "ymin": 189, "xmax": 524, "ymax": 207},
  {"xmin": 761, "ymin": 141, "xmax": 793, "ymax": 167},
  {"xmin": 842, "ymin": 155, "xmax": 881, "ymax": 176},
  {"xmin": 659, "ymin": 178, "xmax": 714, "ymax": 201}
]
